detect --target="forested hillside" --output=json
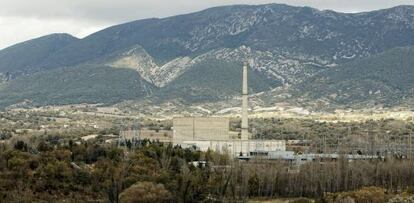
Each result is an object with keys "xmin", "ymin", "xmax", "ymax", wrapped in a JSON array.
[
  {"xmin": 293, "ymin": 46, "xmax": 414, "ymax": 107},
  {"xmin": 0, "ymin": 4, "xmax": 414, "ymax": 109}
]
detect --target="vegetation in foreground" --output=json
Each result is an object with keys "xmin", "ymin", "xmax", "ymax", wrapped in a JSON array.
[
  {"xmin": 1, "ymin": 137, "xmax": 414, "ymax": 202},
  {"xmin": 2, "ymin": 110, "xmax": 414, "ymax": 202}
]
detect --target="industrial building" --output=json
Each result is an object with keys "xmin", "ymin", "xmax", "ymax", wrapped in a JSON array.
[
  {"xmin": 118, "ymin": 129, "xmax": 173, "ymax": 144},
  {"xmin": 172, "ymin": 62, "xmax": 286, "ymax": 157},
  {"xmin": 182, "ymin": 140, "xmax": 286, "ymax": 157},
  {"xmin": 173, "ymin": 117, "xmax": 230, "ymax": 145}
]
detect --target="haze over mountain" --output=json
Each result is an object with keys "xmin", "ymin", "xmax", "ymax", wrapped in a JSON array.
[{"xmin": 0, "ymin": 4, "xmax": 414, "ymax": 110}]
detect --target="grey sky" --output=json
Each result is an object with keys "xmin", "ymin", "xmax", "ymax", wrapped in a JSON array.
[{"xmin": 1, "ymin": 0, "xmax": 414, "ymax": 49}]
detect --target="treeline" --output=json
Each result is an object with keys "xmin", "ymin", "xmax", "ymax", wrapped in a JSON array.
[
  {"xmin": 251, "ymin": 118, "xmax": 414, "ymax": 141},
  {"xmin": 1, "ymin": 138, "xmax": 414, "ymax": 202},
  {"xmin": 251, "ymin": 118, "xmax": 414, "ymax": 154},
  {"xmin": 241, "ymin": 158, "xmax": 414, "ymax": 198},
  {"xmin": 0, "ymin": 139, "xmax": 227, "ymax": 202}
]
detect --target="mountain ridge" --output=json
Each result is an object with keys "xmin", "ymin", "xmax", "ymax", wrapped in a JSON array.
[
  {"xmin": 0, "ymin": 33, "xmax": 78, "ymax": 80},
  {"xmin": 0, "ymin": 4, "xmax": 414, "ymax": 110},
  {"xmin": 289, "ymin": 46, "xmax": 414, "ymax": 109}
]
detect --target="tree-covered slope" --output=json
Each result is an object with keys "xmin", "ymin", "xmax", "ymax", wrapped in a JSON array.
[
  {"xmin": 293, "ymin": 46, "xmax": 414, "ymax": 107},
  {"xmin": 1, "ymin": 4, "xmax": 414, "ymax": 109},
  {"xmin": 0, "ymin": 34, "xmax": 78, "ymax": 78},
  {"xmin": 157, "ymin": 59, "xmax": 280, "ymax": 103},
  {"xmin": 0, "ymin": 65, "xmax": 154, "ymax": 108}
]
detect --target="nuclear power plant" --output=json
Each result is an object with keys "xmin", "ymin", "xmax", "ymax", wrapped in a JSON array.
[
  {"xmin": 118, "ymin": 62, "xmax": 381, "ymax": 162},
  {"xmin": 172, "ymin": 61, "xmax": 286, "ymax": 157}
]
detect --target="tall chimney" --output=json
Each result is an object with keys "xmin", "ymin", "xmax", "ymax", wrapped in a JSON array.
[{"xmin": 241, "ymin": 61, "xmax": 249, "ymax": 141}]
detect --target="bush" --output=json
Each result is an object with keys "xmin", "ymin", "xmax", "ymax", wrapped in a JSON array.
[
  {"xmin": 14, "ymin": 141, "xmax": 28, "ymax": 152},
  {"xmin": 0, "ymin": 129, "xmax": 12, "ymax": 140},
  {"xmin": 407, "ymin": 186, "xmax": 414, "ymax": 195},
  {"xmin": 290, "ymin": 198, "xmax": 314, "ymax": 203},
  {"xmin": 336, "ymin": 196, "xmax": 355, "ymax": 203},
  {"xmin": 352, "ymin": 187, "xmax": 385, "ymax": 203},
  {"xmin": 324, "ymin": 187, "xmax": 385, "ymax": 203},
  {"xmin": 387, "ymin": 195, "xmax": 414, "ymax": 203},
  {"xmin": 119, "ymin": 181, "xmax": 172, "ymax": 203}
]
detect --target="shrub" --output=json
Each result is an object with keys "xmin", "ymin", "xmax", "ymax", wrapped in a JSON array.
[
  {"xmin": 352, "ymin": 187, "xmax": 385, "ymax": 203},
  {"xmin": 324, "ymin": 187, "xmax": 385, "ymax": 203},
  {"xmin": 387, "ymin": 195, "xmax": 414, "ymax": 203},
  {"xmin": 407, "ymin": 186, "xmax": 414, "ymax": 195},
  {"xmin": 290, "ymin": 198, "xmax": 314, "ymax": 203},
  {"xmin": 119, "ymin": 181, "xmax": 172, "ymax": 203}
]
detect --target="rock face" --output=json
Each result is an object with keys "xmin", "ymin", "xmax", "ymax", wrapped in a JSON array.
[
  {"xmin": 107, "ymin": 45, "xmax": 194, "ymax": 87},
  {"xmin": 0, "ymin": 4, "xmax": 414, "ymax": 108}
]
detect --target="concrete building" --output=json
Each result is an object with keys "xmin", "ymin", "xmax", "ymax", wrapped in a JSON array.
[
  {"xmin": 120, "ymin": 129, "xmax": 172, "ymax": 143},
  {"xmin": 173, "ymin": 117, "xmax": 229, "ymax": 145},
  {"xmin": 182, "ymin": 140, "xmax": 286, "ymax": 157}
]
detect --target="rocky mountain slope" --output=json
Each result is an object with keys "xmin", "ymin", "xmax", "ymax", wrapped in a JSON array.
[
  {"xmin": 0, "ymin": 65, "xmax": 155, "ymax": 108},
  {"xmin": 290, "ymin": 46, "xmax": 414, "ymax": 109},
  {"xmin": 0, "ymin": 34, "xmax": 78, "ymax": 81},
  {"xmin": 0, "ymin": 4, "xmax": 414, "ymax": 109}
]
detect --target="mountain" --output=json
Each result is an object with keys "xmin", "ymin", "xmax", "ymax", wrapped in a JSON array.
[
  {"xmin": 0, "ymin": 4, "xmax": 414, "ymax": 109},
  {"xmin": 36, "ymin": 5, "xmax": 414, "ymax": 69},
  {"xmin": 291, "ymin": 46, "xmax": 414, "ymax": 109},
  {"xmin": 155, "ymin": 59, "xmax": 280, "ymax": 103},
  {"xmin": 0, "ymin": 33, "xmax": 78, "ymax": 81},
  {"xmin": 0, "ymin": 65, "xmax": 154, "ymax": 108}
]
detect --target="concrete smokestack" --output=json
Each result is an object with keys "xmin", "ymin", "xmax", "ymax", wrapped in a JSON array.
[{"xmin": 241, "ymin": 61, "xmax": 249, "ymax": 141}]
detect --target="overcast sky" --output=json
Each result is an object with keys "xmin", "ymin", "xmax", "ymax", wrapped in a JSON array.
[{"xmin": 1, "ymin": 0, "xmax": 414, "ymax": 49}]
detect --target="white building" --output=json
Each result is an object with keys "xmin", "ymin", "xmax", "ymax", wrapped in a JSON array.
[{"xmin": 182, "ymin": 140, "xmax": 286, "ymax": 157}]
